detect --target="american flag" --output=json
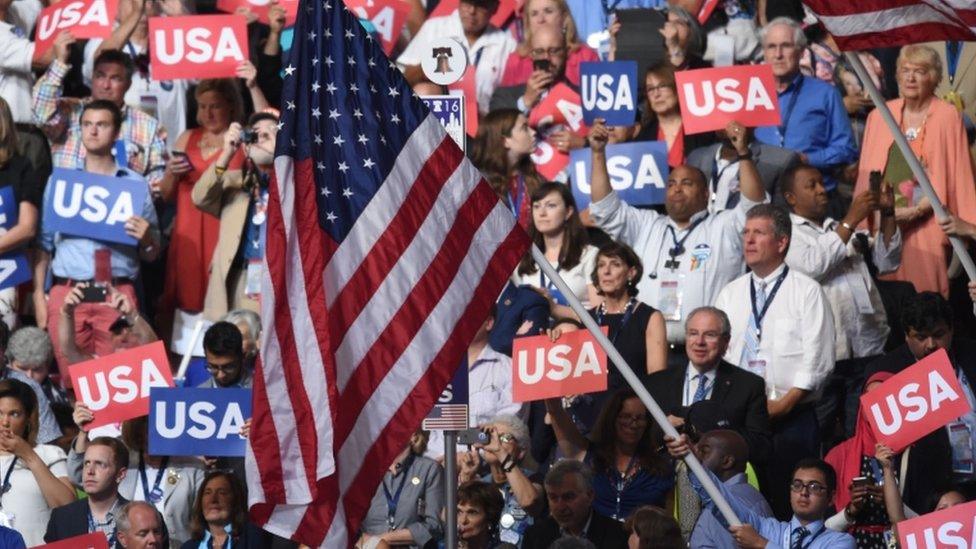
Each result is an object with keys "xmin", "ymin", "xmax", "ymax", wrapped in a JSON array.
[
  {"xmin": 803, "ymin": 0, "xmax": 976, "ymax": 50},
  {"xmin": 244, "ymin": 0, "xmax": 530, "ymax": 545}
]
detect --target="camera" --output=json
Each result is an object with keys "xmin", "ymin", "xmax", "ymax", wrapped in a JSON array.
[
  {"xmin": 458, "ymin": 427, "xmax": 490, "ymax": 446},
  {"xmin": 240, "ymin": 129, "xmax": 258, "ymax": 144}
]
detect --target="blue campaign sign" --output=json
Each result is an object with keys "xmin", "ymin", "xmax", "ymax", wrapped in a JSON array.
[
  {"xmin": 581, "ymin": 61, "xmax": 638, "ymax": 126},
  {"xmin": 569, "ymin": 141, "xmax": 669, "ymax": 209},
  {"xmin": 421, "ymin": 94, "xmax": 466, "ymax": 153},
  {"xmin": 0, "ymin": 186, "xmax": 31, "ymax": 291},
  {"xmin": 43, "ymin": 168, "xmax": 147, "ymax": 246},
  {"xmin": 148, "ymin": 388, "xmax": 251, "ymax": 457}
]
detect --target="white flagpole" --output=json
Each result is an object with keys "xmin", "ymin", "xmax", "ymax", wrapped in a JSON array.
[
  {"xmin": 844, "ymin": 52, "xmax": 976, "ymax": 289},
  {"xmin": 530, "ymin": 245, "xmax": 742, "ymax": 527}
]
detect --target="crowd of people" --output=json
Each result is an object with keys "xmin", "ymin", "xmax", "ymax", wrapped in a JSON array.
[{"xmin": 0, "ymin": 0, "xmax": 972, "ymax": 547}]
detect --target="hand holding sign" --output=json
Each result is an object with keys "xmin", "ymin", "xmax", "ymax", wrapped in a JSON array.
[
  {"xmin": 35, "ymin": 532, "xmax": 110, "ymax": 549},
  {"xmin": 897, "ymin": 499, "xmax": 976, "ymax": 549},
  {"xmin": 44, "ymin": 168, "xmax": 149, "ymax": 246},
  {"xmin": 33, "ymin": 0, "xmax": 116, "ymax": 61},
  {"xmin": 581, "ymin": 61, "xmax": 638, "ymax": 126},
  {"xmin": 149, "ymin": 388, "xmax": 252, "ymax": 457},
  {"xmin": 149, "ymin": 15, "xmax": 250, "ymax": 80},
  {"xmin": 512, "ymin": 328, "xmax": 608, "ymax": 402},
  {"xmin": 675, "ymin": 64, "xmax": 781, "ymax": 135},
  {"xmin": 569, "ymin": 140, "xmax": 668, "ymax": 209}
]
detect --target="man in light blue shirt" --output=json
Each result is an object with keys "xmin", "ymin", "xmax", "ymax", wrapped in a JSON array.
[
  {"xmin": 667, "ymin": 434, "xmax": 855, "ymax": 549},
  {"xmin": 753, "ymin": 18, "xmax": 856, "ymax": 206}
]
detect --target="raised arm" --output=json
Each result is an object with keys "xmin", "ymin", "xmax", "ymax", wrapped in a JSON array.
[{"xmin": 543, "ymin": 398, "xmax": 588, "ymax": 461}]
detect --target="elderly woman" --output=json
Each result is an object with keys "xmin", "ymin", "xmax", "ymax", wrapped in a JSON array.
[
  {"xmin": 223, "ymin": 309, "xmax": 261, "ymax": 363},
  {"xmin": 854, "ymin": 44, "xmax": 976, "ymax": 297},
  {"xmin": 5, "ymin": 327, "xmax": 64, "ymax": 406}
]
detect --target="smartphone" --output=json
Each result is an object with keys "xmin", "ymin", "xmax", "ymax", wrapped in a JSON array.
[
  {"xmin": 457, "ymin": 427, "xmax": 489, "ymax": 446},
  {"xmin": 851, "ymin": 476, "xmax": 874, "ymax": 488},
  {"xmin": 171, "ymin": 150, "xmax": 194, "ymax": 171},
  {"xmin": 532, "ymin": 58, "xmax": 551, "ymax": 72},
  {"xmin": 870, "ymin": 170, "xmax": 882, "ymax": 194},
  {"xmin": 80, "ymin": 285, "xmax": 108, "ymax": 303}
]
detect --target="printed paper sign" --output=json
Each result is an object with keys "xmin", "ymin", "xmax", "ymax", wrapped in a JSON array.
[
  {"xmin": 529, "ymin": 83, "xmax": 588, "ymax": 136},
  {"xmin": 149, "ymin": 388, "xmax": 251, "ymax": 457},
  {"xmin": 897, "ymin": 499, "xmax": 976, "ymax": 549},
  {"xmin": 43, "ymin": 168, "xmax": 148, "ymax": 246},
  {"xmin": 581, "ymin": 61, "xmax": 638, "ymax": 126},
  {"xmin": 215, "ymin": 0, "xmax": 298, "ymax": 27},
  {"xmin": 69, "ymin": 341, "xmax": 175, "ymax": 430},
  {"xmin": 675, "ymin": 64, "xmax": 781, "ymax": 135},
  {"xmin": 149, "ymin": 15, "xmax": 249, "ymax": 80},
  {"xmin": 512, "ymin": 328, "xmax": 608, "ymax": 402},
  {"xmin": 569, "ymin": 141, "xmax": 668, "ymax": 209},
  {"xmin": 421, "ymin": 95, "xmax": 466, "ymax": 153},
  {"xmin": 531, "ymin": 141, "xmax": 570, "ymax": 181},
  {"xmin": 33, "ymin": 0, "xmax": 118, "ymax": 61},
  {"xmin": 423, "ymin": 362, "xmax": 469, "ymax": 431},
  {"xmin": 429, "ymin": 0, "xmax": 516, "ymax": 28},
  {"xmin": 36, "ymin": 532, "xmax": 110, "ymax": 549},
  {"xmin": 345, "ymin": 0, "xmax": 411, "ymax": 56},
  {"xmin": 861, "ymin": 349, "xmax": 972, "ymax": 453},
  {"xmin": 0, "ymin": 186, "xmax": 32, "ymax": 291}
]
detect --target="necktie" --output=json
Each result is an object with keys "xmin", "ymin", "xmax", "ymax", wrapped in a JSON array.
[
  {"xmin": 790, "ymin": 526, "xmax": 810, "ymax": 549},
  {"xmin": 740, "ymin": 280, "xmax": 767, "ymax": 367},
  {"xmin": 692, "ymin": 374, "xmax": 710, "ymax": 403},
  {"xmin": 674, "ymin": 462, "xmax": 700, "ymax": 542}
]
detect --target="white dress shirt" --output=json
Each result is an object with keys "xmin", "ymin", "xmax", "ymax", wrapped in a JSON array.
[
  {"xmin": 512, "ymin": 244, "xmax": 597, "ymax": 307},
  {"xmin": 682, "ymin": 364, "xmax": 717, "ymax": 407},
  {"xmin": 589, "ymin": 190, "xmax": 766, "ymax": 343},
  {"xmin": 0, "ymin": 20, "xmax": 36, "ymax": 124},
  {"xmin": 397, "ymin": 14, "xmax": 515, "ymax": 114},
  {"xmin": 714, "ymin": 263, "xmax": 835, "ymax": 402},
  {"xmin": 707, "ymin": 147, "xmax": 742, "ymax": 214},
  {"xmin": 786, "ymin": 214, "xmax": 901, "ymax": 360}
]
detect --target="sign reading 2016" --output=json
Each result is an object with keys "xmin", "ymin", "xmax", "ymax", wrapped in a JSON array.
[
  {"xmin": 43, "ymin": 168, "xmax": 148, "ymax": 246},
  {"xmin": 149, "ymin": 388, "xmax": 251, "ymax": 457}
]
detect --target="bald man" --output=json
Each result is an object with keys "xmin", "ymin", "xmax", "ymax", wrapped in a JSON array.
[
  {"xmin": 490, "ymin": 26, "xmax": 571, "ymax": 114},
  {"xmin": 689, "ymin": 430, "xmax": 773, "ymax": 549}
]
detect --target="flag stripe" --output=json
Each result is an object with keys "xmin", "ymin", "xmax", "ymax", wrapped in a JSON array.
[
  {"xmin": 816, "ymin": 4, "xmax": 959, "ymax": 35},
  {"xmin": 804, "ymin": 0, "xmax": 976, "ymax": 48}
]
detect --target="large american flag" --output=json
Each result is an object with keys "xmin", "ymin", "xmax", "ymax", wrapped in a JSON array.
[
  {"xmin": 803, "ymin": 0, "xmax": 976, "ymax": 50},
  {"xmin": 244, "ymin": 0, "xmax": 530, "ymax": 545}
]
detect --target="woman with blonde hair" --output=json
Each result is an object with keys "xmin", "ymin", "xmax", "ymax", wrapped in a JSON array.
[
  {"xmin": 853, "ymin": 44, "xmax": 976, "ymax": 296},
  {"xmin": 499, "ymin": 0, "xmax": 598, "ymax": 87}
]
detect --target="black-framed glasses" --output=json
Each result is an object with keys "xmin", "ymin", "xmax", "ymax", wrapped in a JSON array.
[
  {"xmin": 206, "ymin": 362, "xmax": 240, "ymax": 374},
  {"xmin": 789, "ymin": 480, "xmax": 828, "ymax": 495},
  {"xmin": 530, "ymin": 46, "xmax": 567, "ymax": 58}
]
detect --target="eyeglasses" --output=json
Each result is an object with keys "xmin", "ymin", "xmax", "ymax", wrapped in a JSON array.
[
  {"xmin": 206, "ymin": 362, "xmax": 240, "ymax": 374},
  {"xmin": 617, "ymin": 414, "xmax": 648, "ymax": 425},
  {"xmin": 789, "ymin": 480, "xmax": 828, "ymax": 495},
  {"xmin": 530, "ymin": 47, "xmax": 566, "ymax": 58},
  {"xmin": 498, "ymin": 433, "xmax": 516, "ymax": 444},
  {"xmin": 686, "ymin": 330, "xmax": 724, "ymax": 342},
  {"xmin": 646, "ymin": 84, "xmax": 673, "ymax": 94}
]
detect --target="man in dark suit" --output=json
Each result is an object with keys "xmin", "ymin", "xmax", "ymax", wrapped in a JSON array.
[
  {"xmin": 645, "ymin": 306, "xmax": 772, "ymax": 466},
  {"xmin": 686, "ymin": 127, "xmax": 800, "ymax": 213},
  {"xmin": 522, "ymin": 460, "xmax": 628, "ymax": 549},
  {"xmin": 45, "ymin": 436, "xmax": 130, "ymax": 544}
]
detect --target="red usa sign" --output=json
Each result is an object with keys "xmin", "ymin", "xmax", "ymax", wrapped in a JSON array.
[
  {"xmin": 345, "ymin": 0, "xmax": 411, "ymax": 56},
  {"xmin": 215, "ymin": 0, "xmax": 299, "ymax": 28},
  {"xmin": 33, "ymin": 0, "xmax": 118, "ymax": 61},
  {"xmin": 531, "ymin": 140, "xmax": 569, "ymax": 181},
  {"xmin": 898, "ymin": 500, "xmax": 976, "ymax": 549},
  {"xmin": 149, "ymin": 15, "xmax": 249, "ymax": 81},
  {"xmin": 675, "ymin": 64, "xmax": 781, "ymax": 135},
  {"xmin": 512, "ymin": 328, "xmax": 608, "ymax": 402},
  {"xmin": 36, "ymin": 532, "xmax": 110, "ymax": 549},
  {"xmin": 68, "ymin": 341, "xmax": 174, "ymax": 430},
  {"xmin": 529, "ymin": 83, "xmax": 588, "ymax": 136},
  {"xmin": 861, "ymin": 349, "xmax": 971, "ymax": 453}
]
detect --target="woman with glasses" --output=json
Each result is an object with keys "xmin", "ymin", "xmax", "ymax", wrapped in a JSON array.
[
  {"xmin": 500, "ymin": 0, "xmax": 597, "ymax": 88},
  {"xmin": 471, "ymin": 109, "xmax": 544, "ymax": 229},
  {"xmin": 544, "ymin": 388, "xmax": 673, "ymax": 520},
  {"xmin": 635, "ymin": 63, "xmax": 715, "ymax": 168}
]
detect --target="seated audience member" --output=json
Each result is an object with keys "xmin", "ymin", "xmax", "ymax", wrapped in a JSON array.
[
  {"xmin": 116, "ymin": 501, "xmax": 168, "ymax": 548},
  {"xmin": 458, "ymin": 416, "xmax": 543, "ymax": 545},
  {"xmin": 865, "ymin": 292, "xmax": 972, "ymax": 489},
  {"xmin": 685, "ymin": 124, "xmax": 801, "ymax": 213},
  {"xmin": 6, "ymin": 327, "xmax": 65, "ymax": 405},
  {"xmin": 199, "ymin": 321, "xmax": 252, "ymax": 389},
  {"xmin": 500, "ymin": 0, "xmax": 597, "ymax": 88},
  {"xmin": 0, "ymin": 379, "xmax": 75, "ymax": 545},
  {"xmin": 782, "ymin": 166, "xmax": 900, "ymax": 445},
  {"xmin": 456, "ymin": 480, "xmax": 515, "ymax": 549},
  {"xmin": 398, "ymin": 0, "xmax": 514, "ymax": 114},
  {"xmin": 521, "ymin": 460, "xmax": 627, "ymax": 549},
  {"xmin": 0, "ymin": 325, "xmax": 61, "ymax": 446},
  {"xmin": 669, "ymin": 434, "xmax": 855, "ymax": 549},
  {"xmin": 928, "ymin": 484, "xmax": 976, "ymax": 512},
  {"xmin": 623, "ymin": 505, "xmax": 685, "ymax": 549},
  {"xmin": 634, "ymin": 63, "xmax": 715, "ymax": 167},
  {"xmin": 58, "ymin": 284, "xmax": 158, "ymax": 365},
  {"xmin": 181, "ymin": 471, "xmax": 270, "ymax": 548},
  {"xmin": 713, "ymin": 204, "xmax": 835, "ymax": 518},
  {"xmin": 645, "ymin": 306, "xmax": 771, "ymax": 466},
  {"xmin": 544, "ymin": 388, "xmax": 674, "ymax": 519},
  {"xmin": 222, "ymin": 309, "xmax": 261, "ymax": 364},
  {"xmin": 359, "ymin": 430, "xmax": 444, "ymax": 548},
  {"xmin": 44, "ymin": 436, "xmax": 129, "ymax": 543}
]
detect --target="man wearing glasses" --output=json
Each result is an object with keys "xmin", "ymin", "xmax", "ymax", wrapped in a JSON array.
[
  {"xmin": 667, "ymin": 434, "xmax": 855, "ymax": 549},
  {"xmin": 490, "ymin": 26, "xmax": 568, "ymax": 115},
  {"xmin": 198, "ymin": 321, "xmax": 251, "ymax": 389}
]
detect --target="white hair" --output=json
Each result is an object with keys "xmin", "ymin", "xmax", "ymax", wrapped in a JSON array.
[
  {"xmin": 222, "ymin": 309, "xmax": 261, "ymax": 343},
  {"xmin": 759, "ymin": 16, "xmax": 807, "ymax": 49}
]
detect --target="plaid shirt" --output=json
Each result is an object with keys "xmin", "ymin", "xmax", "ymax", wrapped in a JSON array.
[{"xmin": 32, "ymin": 59, "xmax": 166, "ymax": 191}]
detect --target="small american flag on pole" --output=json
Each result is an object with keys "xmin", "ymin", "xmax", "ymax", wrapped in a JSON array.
[
  {"xmin": 244, "ymin": 0, "xmax": 530, "ymax": 545},
  {"xmin": 803, "ymin": 0, "xmax": 976, "ymax": 50}
]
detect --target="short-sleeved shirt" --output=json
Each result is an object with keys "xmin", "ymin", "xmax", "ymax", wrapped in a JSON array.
[
  {"xmin": 0, "ymin": 156, "xmax": 43, "ymax": 210},
  {"xmin": 0, "ymin": 445, "xmax": 68, "ymax": 546}
]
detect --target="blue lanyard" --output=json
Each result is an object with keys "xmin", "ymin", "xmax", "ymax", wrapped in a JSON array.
[
  {"xmin": 610, "ymin": 454, "xmax": 639, "ymax": 520},
  {"xmin": 87, "ymin": 502, "xmax": 119, "ymax": 547},
  {"xmin": 138, "ymin": 453, "xmax": 170, "ymax": 503},
  {"xmin": 778, "ymin": 76, "xmax": 805, "ymax": 144},
  {"xmin": 750, "ymin": 266, "xmax": 789, "ymax": 341},
  {"xmin": 665, "ymin": 214, "xmax": 709, "ymax": 260},
  {"xmin": 946, "ymin": 41, "xmax": 962, "ymax": 85},
  {"xmin": 382, "ymin": 455, "xmax": 415, "ymax": 529},
  {"xmin": 509, "ymin": 175, "xmax": 525, "ymax": 218},
  {"xmin": 710, "ymin": 155, "xmax": 740, "ymax": 196}
]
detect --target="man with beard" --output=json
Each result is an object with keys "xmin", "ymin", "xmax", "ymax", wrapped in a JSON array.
[
  {"xmin": 192, "ymin": 111, "xmax": 278, "ymax": 321},
  {"xmin": 588, "ymin": 118, "xmax": 767, "ymax": 367}
]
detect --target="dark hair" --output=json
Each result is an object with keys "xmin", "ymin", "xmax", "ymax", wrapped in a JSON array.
[
  {"xmin": 470, "ymin": 109, "xmax": 545, "ymax": 201},
  {"xmin": 517, "ymin": 182, "xmax": 589, "ymax": 276},
  {"xmin": 745, "ymin": 203, "xmax": 792, "ymax": 242},
  {"xmin": 121, "ymin": 416, "xmax": 148, "ymax": 453},
  {"xmin": 458, "ymin": 481, "xmax": 504, "ymax": 538},
  {"xmin": 89, "ymin": 436, "xmax": 130, "ymax": 471},
  {"xmin": 189, "ymin": 471, "xmax": 248, "ymax": 541},
  {"xmin": 93, "ymin": 49, "xmax": 135, "ymax": 81},
  {"xmin": 624, "ymin": 505, "xmax": 685, "ymax": 549},
  {"xmin": 0, "ymin": 378, "xmax": 38, "ymax": 445},
  {"xmin": 778, "ymin": 163, "xmax": 821, "ymax": 198},
  {"xmin": 926, "ymin": 482, "xmax": 976, "ymax": 513},
  {"xmin": 792, "ymin": 457, "xmax": 837, "ymax": 493},
  {"xmin": 203, "ymin": 321, "xmax": 244, "ymax": 359},
  {"xmin": 248, "ymin": 111, "xmax": 279, "ymax": 127},
  {"xmin": 901, "ymin": 292, "xmax": 953, "ymax": 334},
  {"xmin": 0, "ymin": 320, "xmax": 11, "ymax": 354},
  {"xmin": 640, "ymin": 62, "xmax": 678, "ymax": 128},
  {"xmin": 589, "ymin": 388, "xmax": 669, "ymax": 476},
  {"xmin": 590, "ymin": 241, "xmax": 643, "ymax": 297},
  {"xmin": 82, "ymin": 99, "xmax": 124, "ymax": 133}
]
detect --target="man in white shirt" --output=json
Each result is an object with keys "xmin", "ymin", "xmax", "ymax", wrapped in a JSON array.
[
  {"xmin": 398, "ymin": 0, "xmax": 515, "ymax": 115},
  {"xmin": 588, "ymin": 119, "xmax": 768, "ymax": 367},
  {"xmin": 713, "ymin": 203, "xmax": 835, "ymax": 519},
  {"xmin": 782, "ymin": 165, "xmax": 901, "ymax": 447}
]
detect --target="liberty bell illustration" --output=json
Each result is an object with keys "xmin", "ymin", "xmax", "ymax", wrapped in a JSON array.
[{"xmin": 432, "ymin": 47, "xmax": 453, "ymax": 74}]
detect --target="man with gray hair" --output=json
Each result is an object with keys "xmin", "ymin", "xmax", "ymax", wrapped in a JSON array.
[
  {"xmin": 753, "ymin": 17, "xmax": 856, "ymax": 218},
  {"xmin": 1, "ymin": 326, "xmax": 62, "ymax": 444},
  {"xmin": 116, "ymin": 501, "xmax": 167, "ymax": 548},
  {"xmin": 522, "ymin": 460, "xmax": 627, "ymax": 549},
  {"xmin": 714, "ymin": 203, "xmax": 835, "ymax": 519}
]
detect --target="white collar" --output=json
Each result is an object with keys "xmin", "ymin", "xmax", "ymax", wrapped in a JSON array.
[{"xmin": 751, "ymin": 263, "xmax": 787, "ymax": 286}]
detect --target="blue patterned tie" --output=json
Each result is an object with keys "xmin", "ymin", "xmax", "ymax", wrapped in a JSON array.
[
  {"xmin": 790, "ymin": 526, "xmax": 810, "ymax": 549},
  {"xmin": 740, "ymin": 280, "xmax": 767, "ymax": 366},
  {"xmin": 692, "ymin": 374, "xmax": 710, "ymax": 403}
]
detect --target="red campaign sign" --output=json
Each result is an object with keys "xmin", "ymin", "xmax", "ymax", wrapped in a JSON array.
[
  {"xmin": 429, "ymin": 0, "xmax": 517, "ymax": 28},
  {"xmin": 215, "ymin": 0, "xmax": 299, "ymax": 27},
  {"xmin": 33, "ymin": 0, "xmax": 118, "ymax": 61},
  {"xmin": 447, "ymin": 68, "xmax": 478, "ymax": 137},
  {"xmin": 861, "ymin": 349, "xmax": 972, "ymax": 453},
  {"xmin": 528, "ymin": 83, "xmax": 588, "ymax": 137},
  {"xmin": 148, "ymin": 15, "xmax": 250, "ymax": 81},
  {"xmin": 675, "ymin": 64, "xmax": 782, "ymax": 135},
  {"xmin": 897, "ymin": 499, "xmax": 976, "ymax": 549},
  {"xmin": 36, "ymin": 532, "xmax": 110, "ymax": 549},
  {"xmin": 530, "ymin": 140, "xmax": 569, "ymax": 181},
  {"xmin": 344, "ymin": 0, "xmax": 411, "ymax": 56},
  {"xmin": 68, "ymin": 341, "xmax": 174, "ymax": 430},
  {"xmin": 512, "ymin": 328, "xmax": 608, "ymax": 402}
]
